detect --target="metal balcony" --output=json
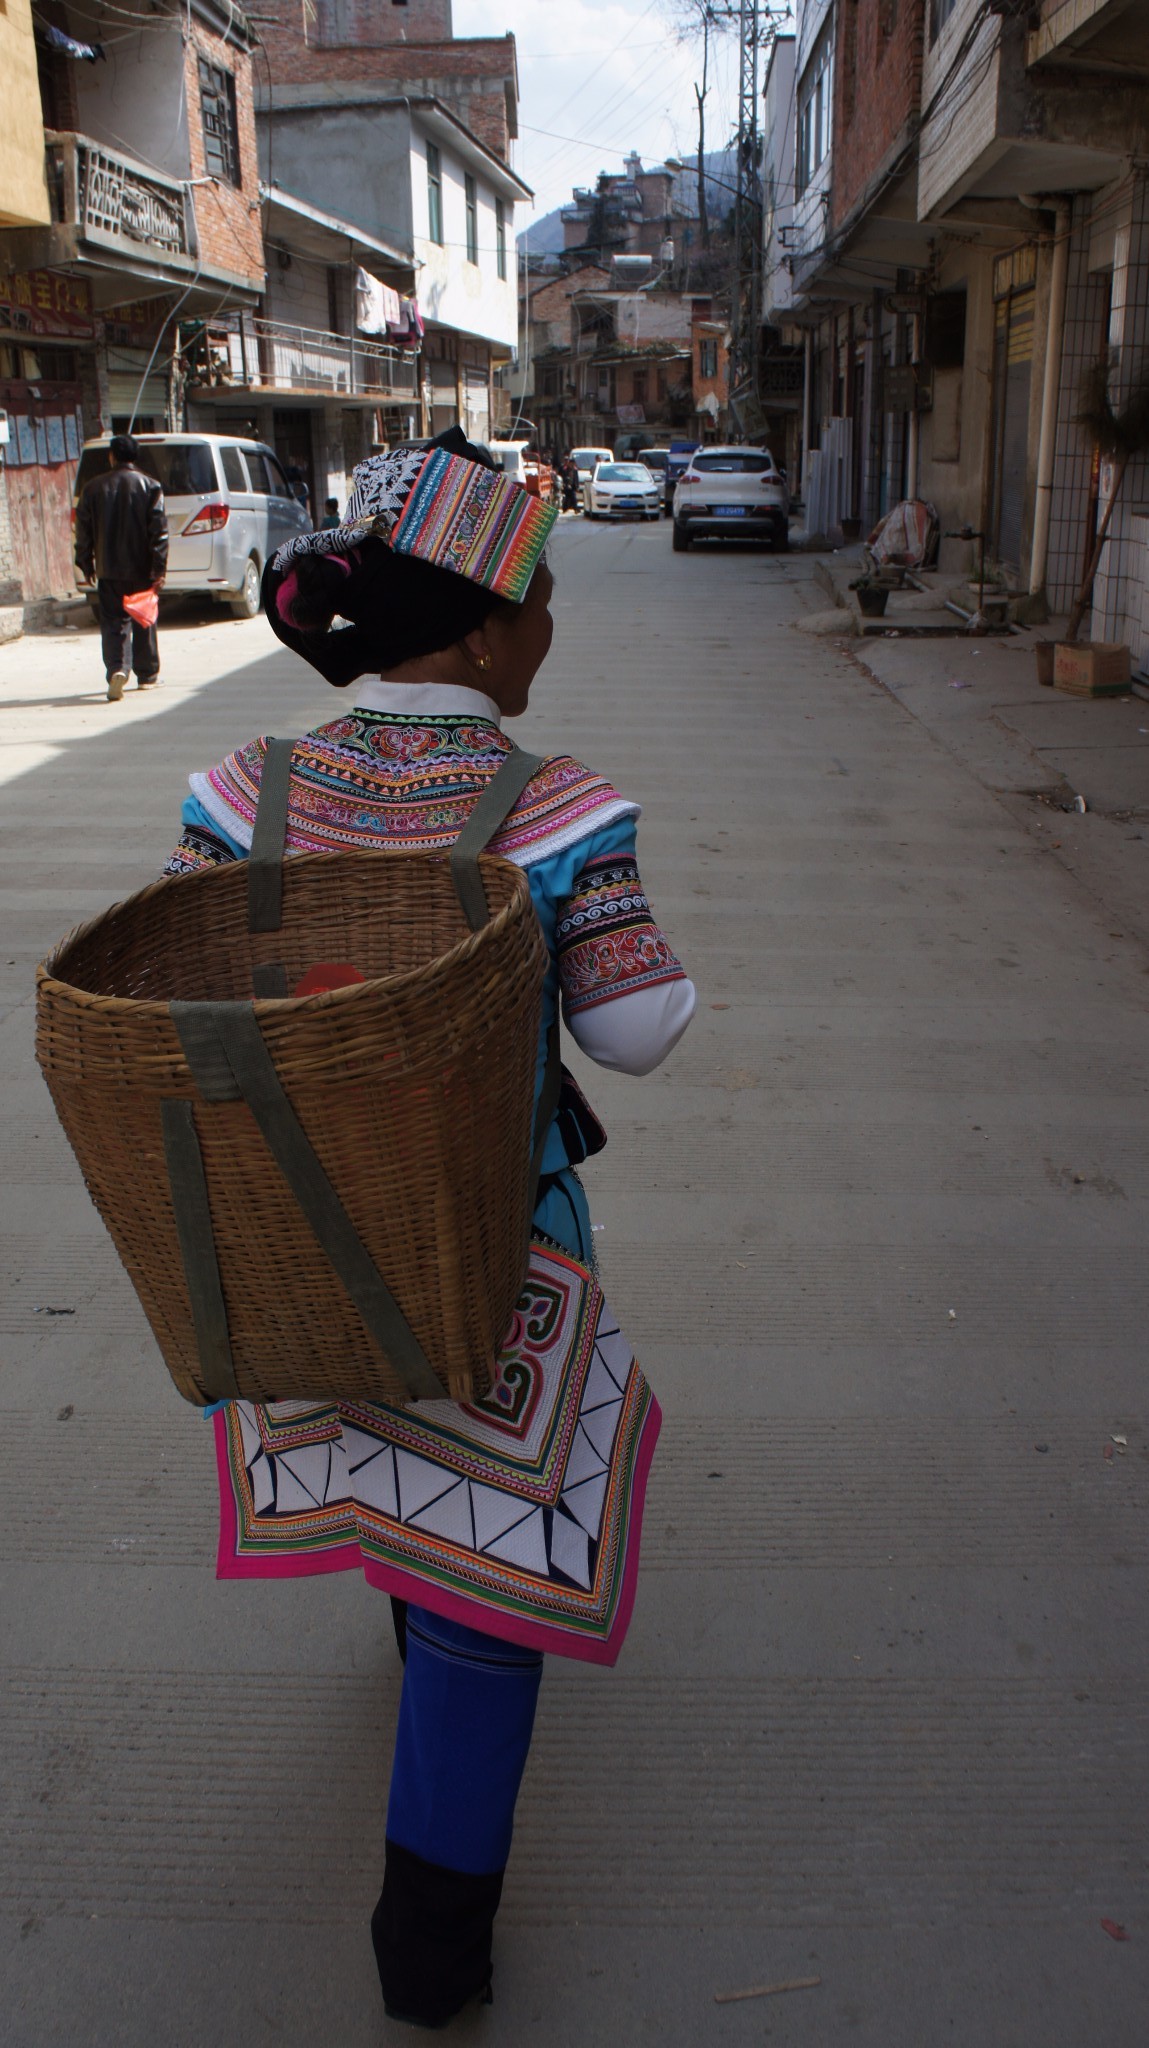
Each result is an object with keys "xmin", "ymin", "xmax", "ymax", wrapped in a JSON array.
[{"xmin": 194, "ymin": 314, "xmax": 419, "ymax": 400}]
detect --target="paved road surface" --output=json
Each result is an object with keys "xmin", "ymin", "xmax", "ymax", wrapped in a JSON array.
[{"xmin": 2, "ymin": 521, "xmax": 1147, "ymax": 2044}]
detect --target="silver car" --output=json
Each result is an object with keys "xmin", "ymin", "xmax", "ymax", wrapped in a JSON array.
[{"xmin": 73, "ymin": 434, "xmax": 312, "ymax": 617}]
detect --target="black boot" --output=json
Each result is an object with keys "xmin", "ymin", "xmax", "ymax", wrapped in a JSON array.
[{"xmin": 372, "ymin": 1839, "xmax": 502, "ymax": 2028}]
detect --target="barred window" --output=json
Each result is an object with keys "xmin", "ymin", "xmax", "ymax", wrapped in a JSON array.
[{"xmin": 198, "ymin": 57, "xmax": 240, "ymax": 187}]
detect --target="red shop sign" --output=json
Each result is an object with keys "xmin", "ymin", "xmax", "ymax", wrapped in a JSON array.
[{"xmin": 0, "ymin": 269, "xmax": 95, "ymax": 339}]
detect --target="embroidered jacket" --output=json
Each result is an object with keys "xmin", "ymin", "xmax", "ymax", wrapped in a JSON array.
[{"xmin": 167, "ymin": 683, "xmax": 691, "ymax": 1174}]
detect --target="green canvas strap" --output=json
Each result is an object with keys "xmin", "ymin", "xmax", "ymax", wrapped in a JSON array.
[
  {"xmin": 160, "ymin": 1099, "xmax": 241, "ymax": 1402},
  {"xmin": 449, "ymin": 745, "xmax": 545, "ymax": 931},
  {"xmin": 248, "ymin": 736, "xmax": 295, "ymax": 932},
  {"xmin": 169, "ymin": 998, "xmax": 443, "ymax": 1403},
  {"xmin": 248, "ymin": 735, "xmax": 295, "ymax": 996}
]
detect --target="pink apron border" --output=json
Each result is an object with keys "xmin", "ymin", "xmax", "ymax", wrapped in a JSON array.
[{"xmin": 212, "ymin": 1393, "xmax": 661, "ymax": 1664}]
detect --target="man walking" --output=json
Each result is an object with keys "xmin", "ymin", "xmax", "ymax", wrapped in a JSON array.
[{"xmin": 74, "ymin": 435, "xmax": 168, "ymax": 701}]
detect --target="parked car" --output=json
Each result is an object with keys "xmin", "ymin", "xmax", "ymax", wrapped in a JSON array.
[
  {"xmin": 632, "ymin": 447, "xmax": 671, "ymax": 510},
  {"xmin": 582, "ymin": 461, "xmax": 662, "ymax": 521},
  {"xmin": 73, "ymin": 433, "xmax": 311, "ymax": 616},
  {"xmin": 672, "ymin": 446, "xmax": 790, "ymax": 551},
  {"xmin": 664, "ymin": 439, "xmax": 700, "ymax": 512},
  {"xmin": 570, "ymin": 445, "xmax": 613, "ymax": 497}
]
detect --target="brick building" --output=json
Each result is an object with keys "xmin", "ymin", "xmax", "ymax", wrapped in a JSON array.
[{"xmin": 0, "ymin": 0, "xmax": 265, "ymax": 604}]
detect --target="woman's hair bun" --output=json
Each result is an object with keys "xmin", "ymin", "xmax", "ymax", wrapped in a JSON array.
[{"xmin": 276, "ymin": 552, "xmax": 355, "ymax": 633}]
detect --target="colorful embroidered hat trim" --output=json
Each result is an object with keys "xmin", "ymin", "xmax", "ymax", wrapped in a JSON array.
[
  {"xmin": 270, "ymin": 433, "xmax": 556, "ymax": 603},
  {"xmin": 392, "ymin": 448, "xmax": 556, "ymax": 603}
]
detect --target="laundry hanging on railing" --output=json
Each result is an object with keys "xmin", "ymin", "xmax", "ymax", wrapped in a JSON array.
[{"xmin": 355, "ymin": 268, "xmax": 401, "ymax": 337}]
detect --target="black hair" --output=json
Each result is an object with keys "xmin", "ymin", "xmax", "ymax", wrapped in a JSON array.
[
  {"xmin": 110, "ymin": 434, "xmax": 139, "ymax": 464},
  {"xmin": 268, "ymin": 537, "xmax": 518, "ymax": 685}
]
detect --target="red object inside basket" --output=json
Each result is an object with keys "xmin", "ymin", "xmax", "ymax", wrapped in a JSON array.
[{"xmin": 292, "ymin": 963, "xmax": 367, "ymax": 997}]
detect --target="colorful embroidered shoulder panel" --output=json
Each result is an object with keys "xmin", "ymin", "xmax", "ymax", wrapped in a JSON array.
[
  {"xmin": 189, "ymin": 714, "xmax": 636, "ymax": 870},
  {"xmin": 214, "ymin": 1241, "xmax": 661, "ymax": 1666},
  {"xmin": 556, "ymin": 852, "xmax": 686, "ymax": 1014}
]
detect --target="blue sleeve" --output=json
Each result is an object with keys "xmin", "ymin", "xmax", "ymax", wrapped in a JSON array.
[
  {"xmin": 181, "ymin": 794, "xmax": 247, "ymax": 858},
  {"xmin": 526, "ymin": 817, "xmax": 638, "ymax": 1175}
]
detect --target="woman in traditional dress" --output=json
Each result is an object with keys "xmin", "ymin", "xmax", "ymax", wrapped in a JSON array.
[{"xmin": 165, "ymin": 430, "xmax": 695, "ymax": 2028}]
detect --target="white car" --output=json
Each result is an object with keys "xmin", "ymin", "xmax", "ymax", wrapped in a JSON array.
[
  {"xmin": 583, "ymin": 461, "xmax": 661, "ymax": 521},
  {"xmin": 570, "ymin": 445, "xmax": 613, "ymax": 495},
  {"xmin": 672, "ymin": 446, "xmax": 790, "ymax": 551}
]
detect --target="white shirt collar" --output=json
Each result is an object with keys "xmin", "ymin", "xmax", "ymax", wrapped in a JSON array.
[{"xmin": 353, "ymin": 678, "xmax": 503, "ymax": 726}]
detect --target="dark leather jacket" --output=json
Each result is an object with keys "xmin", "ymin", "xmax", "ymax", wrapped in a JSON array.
[{"xmin": 75, "ymin": 463, "xmax": 169, "ymax": 584}]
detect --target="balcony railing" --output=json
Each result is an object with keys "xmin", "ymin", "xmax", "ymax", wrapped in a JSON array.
[
  {"xmin": 45, "ymin": 130, "xmax": 197, "ymax": 262},
  {"xmin": 192, "ymin": 315, "xmax": 418, "ymax": 400}
]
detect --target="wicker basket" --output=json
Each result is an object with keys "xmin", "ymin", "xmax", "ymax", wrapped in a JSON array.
[{"xmin": 36, "ymin": 845, "xmax": 547, "ymax": 1408}]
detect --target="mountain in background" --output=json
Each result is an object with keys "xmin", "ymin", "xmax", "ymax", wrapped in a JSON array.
[{"xmin": 518, "ymin": 150, "xmax": 738, "ymax": 256}]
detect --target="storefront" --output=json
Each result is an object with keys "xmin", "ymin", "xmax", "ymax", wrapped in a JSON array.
[{"xmin": 0, "ymin": 267, "xmax": 95, "ymax": 600}]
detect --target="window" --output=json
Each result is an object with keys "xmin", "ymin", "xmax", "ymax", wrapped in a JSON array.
[
  {"xmin": 220, "ymin": 445, "xmax": 248, "ymax": 491},
  {"xmin": 925, "ymin": 288, "xmax": 967, "ymax": 370},
  {"xmin": 495, "ymin": 196, "xmax": 507, "ymax": 280},
  {"xmin": 796, "ymin": 27, "xmax": 833, "ymax": 195},
  {"xmin": 465, "ymin": 173, "xmax": 478, "ymax": 266},
  {"xmin": 426, "ymin": 142, "xmax": 443, "ymax": 246},
  {"xmin": 198, "ymin": 57, "xmax": 240, "ymax": 187},
  {"xmin": 698, "ymin": 337, "xmax": 718, "ymax": 378},
  {"xmin": 632, "ymin": 369, "xmax": 647, "ymax": 403},
  {"xmin": 693, "ymin": 452, "xmax": 775, "ymax": 474},
  {"xmin": 243, "ymin": 448, "xmax": 290, "ymax": 496},
  {"xmin": 930, "ymin": 0, "xmax": 958, "ymax": 39}
]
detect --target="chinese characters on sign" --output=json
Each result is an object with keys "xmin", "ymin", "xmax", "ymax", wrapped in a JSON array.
[{"xmin": 0, "ymin": 270, "xmax": 95, "ymax": 339}]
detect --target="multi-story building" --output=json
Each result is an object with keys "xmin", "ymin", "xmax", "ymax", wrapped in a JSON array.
[
  {"xmin": 0, "ymin": 0, "xmax": 265, "ymax": 602},
  {"xmin": 561, "ymin": 155, "xmax": 694, "ymax": 269},
  {"xmin": 253, "ymin": 0, "xmax": 528, "ymax": 445},
  {"xmin": 779, "ymin": 0, "xmax": 1149, "ymax": 665},
  {"xmin": 181, "ymin": 185, "xmax": 420, "ymax": 514}
]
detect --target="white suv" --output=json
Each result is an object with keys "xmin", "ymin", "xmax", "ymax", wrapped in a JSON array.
[{"xmin": 672, "ymin": 446, "xmax": 789, "ymax": 552}]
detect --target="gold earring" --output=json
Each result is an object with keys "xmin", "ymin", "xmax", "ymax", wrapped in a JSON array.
[{"xmin": 476, "ymin": 651, "xmax": 493, "ymax": 672}]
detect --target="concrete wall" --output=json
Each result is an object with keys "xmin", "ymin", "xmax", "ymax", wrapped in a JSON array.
[
  {"xmin": 410, "ymin": 115, "xmax": 517, "ymax": 348},
  {"xmin": 259, "ymin": 106, "xmax": 415, "ymax": 253},
  {"xmin": 71, "ymin": 14, "xmax": 191, "ymax": 181},
  {"xmin": 0, "ymin": 0, "xmax": 51, "ymax": 228},
  {"xmin": 915, "ymin": 246, "xmax": 997, "ymax": 558}
]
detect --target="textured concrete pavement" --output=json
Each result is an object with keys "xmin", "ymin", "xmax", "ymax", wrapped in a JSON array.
[{"xmin": 2, "ymin": 525, "xmax": 1148, "ymax": 2045}]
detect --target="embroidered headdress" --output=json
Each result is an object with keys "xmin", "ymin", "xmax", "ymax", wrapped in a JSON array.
[{"xmin": 271, "ymin": 427, "xmax": 556, "ymax": 603}]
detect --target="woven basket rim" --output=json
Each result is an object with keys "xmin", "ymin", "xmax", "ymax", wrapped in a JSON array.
[{"xmin": 38, "ymin": 846, "xmax": 536, "ymax": 1017}]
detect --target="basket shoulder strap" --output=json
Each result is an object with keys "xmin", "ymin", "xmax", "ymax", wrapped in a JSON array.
[
  {"xmin": 248, "ymin": 736, "xmax": 296, "ymax": 935},
  {"xmin": 170, "ymin": 999, "xmax": 443, "ymax": 1403},
  {"xmin": 449, "ymin": 744, "xmax": 544, "ymax": 932}
]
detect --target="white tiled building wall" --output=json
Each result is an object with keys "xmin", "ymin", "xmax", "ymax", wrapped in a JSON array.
[
  {"xmin": 918, "ymin": 3, "xmax": 1002, "ymax": 221},
  {"xmin": 1089, "ymin": 172, "xmax": 1149, "ymax": 668},
  {"xmin": 1045, "ymin": 196, "xmax": 1109, "ymax": 613}
]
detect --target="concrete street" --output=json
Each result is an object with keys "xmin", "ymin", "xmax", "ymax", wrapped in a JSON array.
[{"xmin": 2, "ymin": 522, "xmax": 1148, "ymax": 2046}]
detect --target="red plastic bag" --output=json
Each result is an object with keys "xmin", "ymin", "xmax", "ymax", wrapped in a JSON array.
[{"xmin": 123, "ymin": 588, "xmax": 159, "ymax": 629}]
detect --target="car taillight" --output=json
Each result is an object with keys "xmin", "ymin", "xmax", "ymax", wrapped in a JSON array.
[{"xmin": 182, "ymin": 503, "xmax": 230, "ymax": 535}]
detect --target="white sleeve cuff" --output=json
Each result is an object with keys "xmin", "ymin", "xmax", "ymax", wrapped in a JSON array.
[{"xmin": 566, "ymin": 978, "xmax": 696, "ymax": 1076}]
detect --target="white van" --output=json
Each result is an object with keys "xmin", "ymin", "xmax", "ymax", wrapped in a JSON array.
[{"xmin": 73, "ymin": 434, "xmax": 311, "ymax": 616}]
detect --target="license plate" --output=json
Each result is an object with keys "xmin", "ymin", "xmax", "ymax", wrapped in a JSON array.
[
  {"xmin": 714, "ymin": 505, "xmax": 746, "ymax": 517},
  {"xmin": 619, "ymin": 498, "xmax": 640, "ymax": 507}
]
